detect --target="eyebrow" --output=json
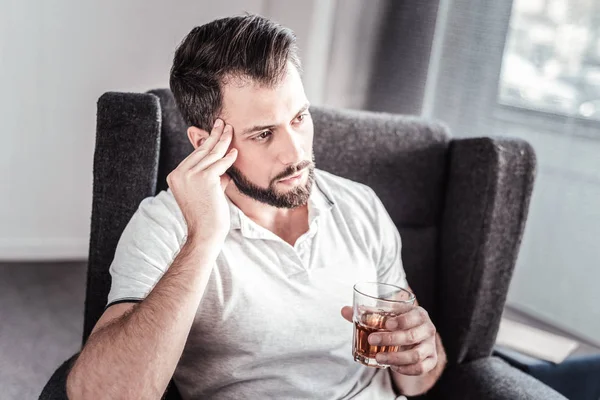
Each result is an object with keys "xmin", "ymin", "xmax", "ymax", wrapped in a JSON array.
[{"xmin": 241, "ymin": 102, "xmax": 311, "ymax": 136}]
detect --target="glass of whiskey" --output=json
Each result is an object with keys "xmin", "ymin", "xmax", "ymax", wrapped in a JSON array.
[{"xmin": 352, "ymin": 282, "xmax": 415, "ymax": 368}]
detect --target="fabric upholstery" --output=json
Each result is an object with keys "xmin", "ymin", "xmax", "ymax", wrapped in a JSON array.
[
  {"xmin": 438, "ymin": 138, "xmax": 536, "ymax": 364},
  {"xmin": 427, "ymin": 356, "xmax": 567, "ymax": 399},
  {"xmin": 147, "ymin": 89, "xmax": 193, "ymax": 194},
  {"xmin": 39, "ymin": 354, "xmax": 78, "ymax": 400},
  {"xmin": 40, "ymin": 90, "xmax": 547, "ymax": 399},
  {"xmin": 83, "ymin": 92, "xmax": 162, "ymax": 342}
]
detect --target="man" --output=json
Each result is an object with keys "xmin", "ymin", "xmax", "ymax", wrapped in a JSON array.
[{"xmin": 67, "ymin": 14, "xmax": 446, "ymax": 400}]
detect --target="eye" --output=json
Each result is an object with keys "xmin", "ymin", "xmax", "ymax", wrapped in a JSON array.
[
  {"xmin": 253, "ymin": 130, "xmax": 272, "ymax": 142},
  {"xmin": 294, "ymin": 113, "xmax": 308, "ymax": 125}
]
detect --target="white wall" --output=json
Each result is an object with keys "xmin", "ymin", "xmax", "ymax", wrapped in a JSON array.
[
  {"xmin": 0, "ymin": 0, "xmax": 341, "ymax": 260},
  {"xmin": 0, "ymin": 0, "xmax": 268, "ymax": 260}
]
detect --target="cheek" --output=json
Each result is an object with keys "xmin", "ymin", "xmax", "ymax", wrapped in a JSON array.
[{"xmin": 231, "ymin": 147, "xmax": 270, "ymax": 178}]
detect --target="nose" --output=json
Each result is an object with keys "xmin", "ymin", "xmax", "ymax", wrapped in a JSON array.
[{"xmin": 277, "ymin": 128, "xmax": 305, "ymax": 165}]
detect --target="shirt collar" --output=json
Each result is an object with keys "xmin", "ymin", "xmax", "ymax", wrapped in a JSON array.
[
  {"xmin": 307, "ymin": 177, "xmax": 334, "ymax": 225},
  {"xmin": 227, "ymin": 196, "xmax": 242, "ymax": 231}
]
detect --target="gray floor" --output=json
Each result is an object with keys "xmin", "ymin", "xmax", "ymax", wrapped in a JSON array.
[{"xmin": 0, "ymin": 261, "xmax": 86, "ymax": 400}]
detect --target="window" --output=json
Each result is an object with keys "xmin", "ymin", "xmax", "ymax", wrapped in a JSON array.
[{"xmin": 498, "ymin": 0, "xmax": 600, "ymax": 121}]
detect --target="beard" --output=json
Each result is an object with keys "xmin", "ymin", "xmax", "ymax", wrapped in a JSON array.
[{"xmin": 227, "ymin": 158, "xmax": 315, "ymax": 209}]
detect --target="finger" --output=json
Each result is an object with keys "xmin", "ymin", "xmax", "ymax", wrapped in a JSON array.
[
  {"xmin": 179, "ymin": 119, "xmax": 226, "ymax": 170},
  {"xmin": 384, "ymin": 307, "xmax": 428, "ymax": 331},
  {"xmin": 389, "ymin": 355, "xmax": 437, "ymax": 376},
  {"xmin": 205, "ymin": 148, "xmax": 238, "ymax": 177},
  {"xmin": 368, "ymin": 321, "xmax": 436, "ymax": 346},
  {"xmin": 190, "ymin": 125, "xmax": 233, "ymax": 172},
  {"xmin": 341, "ymin": 306, "xmax": 353, "ymax": 323},
  {"xmin": 375, "ymin": 339, "xmax": 434, "ymax": 366}
]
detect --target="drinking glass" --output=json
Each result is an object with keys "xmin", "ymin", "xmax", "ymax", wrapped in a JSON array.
[{"xmin": 352, "ymin": 282, "xmax": 416, "ymax": 368}]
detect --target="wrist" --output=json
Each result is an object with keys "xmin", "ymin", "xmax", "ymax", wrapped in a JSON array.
[
  {"xmin": 186, "ymin": 225, "xmax": 228, "ymax": 245},
  {"xmin": 182, "ymin": 231, "xmax": 224, "ymax": 262},
  {"xmin": 166, "ymin": 236, "xmax": 221, "ymax": 293}
]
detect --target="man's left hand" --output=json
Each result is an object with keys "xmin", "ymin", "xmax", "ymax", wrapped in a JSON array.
[{"xmin": 341, "ymin": 305, "xmax": 438, "ymax": 376}]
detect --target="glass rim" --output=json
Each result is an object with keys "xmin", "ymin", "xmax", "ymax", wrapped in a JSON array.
[{"xmin": 353, "ymin": 281, "xmax": 415, "ymax": 304}]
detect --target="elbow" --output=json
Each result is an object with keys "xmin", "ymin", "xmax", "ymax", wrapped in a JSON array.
[
  {"xmin": 66, "ymin": 368, "xmax": 81, "ymax": 400},
  {"xmin": 66, "ymin": 357, "xmax": 88, "ymax": 400}
]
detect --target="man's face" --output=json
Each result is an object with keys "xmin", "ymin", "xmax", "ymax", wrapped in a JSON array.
[{"xmin": 220, "ymin": 64, "xmax": 315, "ymax": 209}]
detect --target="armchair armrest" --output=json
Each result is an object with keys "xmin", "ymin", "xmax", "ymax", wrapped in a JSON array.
[
  {"xmin": 38, "ymin": 354, "xmax": 78, "ymax": 400},
  {"xmin": 438, "ymin": 138, "xmax": 536, "ymax": 364},
  {"xmin": 428, "ymin": 357, "xmax": 567, "ymax": 400}
]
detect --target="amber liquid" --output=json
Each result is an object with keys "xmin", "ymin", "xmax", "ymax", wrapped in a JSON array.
[{"xmin": 353, "ymin": 311, "xmax": 399, "ymax": 368}]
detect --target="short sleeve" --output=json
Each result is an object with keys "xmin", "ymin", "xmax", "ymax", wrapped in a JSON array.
[
  {"xmin": 366, "ymin": 187, "xmax": 408, "ymax": 290},
  {"xmin": 106, "ymin": 189, "xmax": 188, "ymax": 308}
]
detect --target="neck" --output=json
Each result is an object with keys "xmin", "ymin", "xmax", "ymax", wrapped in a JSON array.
[{"xmin": 225, "ymin": 184, "xmax": 309, "ymax": 245}]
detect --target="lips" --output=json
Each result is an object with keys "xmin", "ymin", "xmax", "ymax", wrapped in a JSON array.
[{"xmin": 279, "ymin": 170, "xmax": 303, "ymax": 182}]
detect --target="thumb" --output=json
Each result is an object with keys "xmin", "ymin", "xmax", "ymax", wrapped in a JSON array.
[{"xmin": 341, "ymin": 306, "xmax": 353, "ymax": 323}]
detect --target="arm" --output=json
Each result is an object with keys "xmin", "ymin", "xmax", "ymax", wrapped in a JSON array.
[
  {"xmin": 67, "ymin": 238, "xmax": 217, "ymax": 399},
  {"xmin": 67, "ymin": 119, "xmax": 237, "ymax": 400}
]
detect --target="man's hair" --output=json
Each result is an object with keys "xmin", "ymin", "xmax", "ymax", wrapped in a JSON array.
[{"xmin": 169, "ymin": 14, "xmax": 301, "ymax": 131}]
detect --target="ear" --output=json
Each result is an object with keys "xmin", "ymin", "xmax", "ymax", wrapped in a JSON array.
[{"xmin": 187, "ymin": 126, "xmax": 210, "ymax": 149}]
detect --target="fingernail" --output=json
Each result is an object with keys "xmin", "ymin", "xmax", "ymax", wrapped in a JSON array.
[
  {"xmin": 214, "ymin": 119, "xmax": 222, "ymax": 127},
  {"xmin": 369, "ymin": 335, "xmax": 381, "ymax": 345},
  {"xmin": 386, "ymin": 320, "xmax": 398, "ymax": 329}
]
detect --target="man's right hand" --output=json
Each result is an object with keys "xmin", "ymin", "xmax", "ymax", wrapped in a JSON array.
[{"xmin": 167, "ymin": 118, "xmax": 237, "ymax": 246}]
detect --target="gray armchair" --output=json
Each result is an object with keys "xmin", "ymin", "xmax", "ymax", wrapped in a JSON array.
[{"xmin": 39, "ymin": 89, "xmax": 565, "ymax": 400}]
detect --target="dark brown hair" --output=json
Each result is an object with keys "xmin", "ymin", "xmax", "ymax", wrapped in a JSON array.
[{"xmin": 169, "ymin": 14, "xmax": 301, "ymax": 131}]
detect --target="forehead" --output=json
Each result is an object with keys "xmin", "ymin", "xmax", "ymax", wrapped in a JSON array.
[{"xmin": 220, "ymin": 64, "xmax": 307, "ymax": 130}]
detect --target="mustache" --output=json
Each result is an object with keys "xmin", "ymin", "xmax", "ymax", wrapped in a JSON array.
[{"xmin": 272, "ymin": 160, "xmax": 313, "ymax": 183}]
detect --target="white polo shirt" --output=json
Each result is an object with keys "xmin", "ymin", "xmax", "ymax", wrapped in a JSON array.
[{"xmin": 107, "ymin": 169, "xmax": 408, "ymax": 400}]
